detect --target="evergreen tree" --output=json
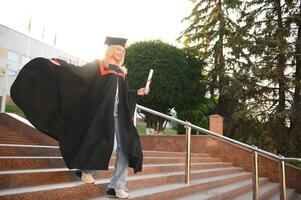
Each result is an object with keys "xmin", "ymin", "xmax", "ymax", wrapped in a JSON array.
[
  {"xmin": 181, "ymin": 0, "xmax": 301, "ymax": 157},
  {"xmin": 179, "ymin": 0, "xmax": 243, "ymax": 132},
  {"xmin": 239, "ymin": 0, "xmax": 300, "ymax": 155}
]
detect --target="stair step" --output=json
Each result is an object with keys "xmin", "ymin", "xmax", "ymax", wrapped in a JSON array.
[
  {"xmin": 0, "ymin": 133, "xmax": 28, "ymax": 137},
  {"xmin": 0, "ymin": 141, "xmax": 39, "ymax": 145},
  {"xmin": 89, "ymin": 172, "xmax": 252, "ymax": 200},
  {"xmin": 295, "ymin": 195, "xmax": 301, "ymax": 200},
  {"xmin": 0, "ymin": 129, "xmax": 12, "ymax": 132},
  {"xmin": 0, "ymin": 162, "xmax": 232, "ymax": 175},
  {"xmin": 268, "ymin": 188, "xmax": 298, "ymax": 200},
  {"xmin": 0, "ymin": 146, "xmax": 61, "ymax": 156},
  {"xmin": 233, "ymin": 182, "xmax": 300, "ymax": 200},
  {"xmin": 0, "ymin": 134, "xmax": 35, "ymax": 137},
  {"xmin": 0, "ymin": 139, "xmax": 35, "ymax": 143},
  {"xmin": 0, "ymin": 156, "xmax": 221, "ymax": 170},
  {"xmin": 0, "ymin": 127, "xmax": 38, "ymax": 145},
  {"xmin": 233, "ymin": 181, "xmax": 278, "ymax": 200},
  {"xmin": 176, "ymin": 177, "xmax": 269, "ymax": 200},
  {"xmin": 0, "ymin": 138, "xmax": 30, "ymax": 141},
  {"xmin": 0, "ymin": 144, "xmax": 60, "ymax": 157},
  {"xmin": 0, "ymin": 138, "xmax": 31, "ymax": 141},
  {"xmin": 142, "ymin": 150, "xmax": 211, "ymax": 157},
  {"xmin": 0, "ymin": 172, "xmax": 251, "ymax": 200},
  {"xmin": 0, "ymin": 132, "xmax": 28, "ymax": 135},
  {"xmin": 0, "ymin": 144, "xmax": 211, "ymax": 157},
  {"xmin": 0, "ymin": 165, "xmax": 241, "ymax": 189}
]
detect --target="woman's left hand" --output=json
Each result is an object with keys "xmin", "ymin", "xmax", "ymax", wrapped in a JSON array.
[
  {"xmin": 137, "ymin": 88, "xmax": 150, "ymax": 96},
  {"xmin": 49, "ymin": 59, "xmax": 60, "ymax": 66}
]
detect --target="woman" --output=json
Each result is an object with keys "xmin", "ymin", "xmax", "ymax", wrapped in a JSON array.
[{"xmin": 10, "ymin": 37, "xmax": 148, "ymax": 199}]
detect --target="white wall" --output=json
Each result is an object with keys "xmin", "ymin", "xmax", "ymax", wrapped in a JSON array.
[{"xmin": 0, "ymin": 24, "xmax": 86, "ymax": 97}]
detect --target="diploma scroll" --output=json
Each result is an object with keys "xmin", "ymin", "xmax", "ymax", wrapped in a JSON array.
[{"xmin": 145, "ymin": 69, "xmax": 154, "ymax": 90}]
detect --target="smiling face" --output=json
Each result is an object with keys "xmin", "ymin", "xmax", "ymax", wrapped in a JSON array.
[
  {"xmin": 112, "ymin": 45, "xmax": 125, "ymax": 63},
  {"xmin": 104, "ymin": 45, "xmax": 125, "ymax": 66}
]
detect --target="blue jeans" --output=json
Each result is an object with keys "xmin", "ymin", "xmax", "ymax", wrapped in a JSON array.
[
  {"xmin": 108, "ymin": 115, "xmax": 129, "ymax": 189},
  {"xmin": 83, "ymin": 92, "xmax": 129, "ymax": 189}
]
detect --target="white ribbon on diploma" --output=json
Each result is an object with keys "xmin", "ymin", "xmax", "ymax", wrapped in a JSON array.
[{"xmin": 145, "ymin": 69, "xmax": 154, "ymax": 90}]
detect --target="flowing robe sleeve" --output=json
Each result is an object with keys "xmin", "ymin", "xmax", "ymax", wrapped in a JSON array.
[{"xmin": 10, "ymin": 58, "xmax": 99, "ymax": 140}]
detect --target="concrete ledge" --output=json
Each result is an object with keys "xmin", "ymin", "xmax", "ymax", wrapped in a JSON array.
[
  {"xmin": 208, "ymin": 139, "xmax": 301, "ymax": 193},
  {"xmin": 0, "ymin": 113, "xmax": 57, "ymax": 146},
  {"xmin": 140, "ymin": 135, "xmax": 220, "ymax": 155}
]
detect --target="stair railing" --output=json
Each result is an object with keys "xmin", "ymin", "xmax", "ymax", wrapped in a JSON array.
[{"xmin": 135, "ymin": 104, "xmax": 301, "ymax": 200}]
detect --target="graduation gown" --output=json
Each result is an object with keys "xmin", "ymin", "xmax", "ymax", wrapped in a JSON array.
[{"xmin": 10, "ymin": 58, "xmax": 143, "ymax": 173}]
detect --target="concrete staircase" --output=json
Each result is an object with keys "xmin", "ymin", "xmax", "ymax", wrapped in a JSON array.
[{"xmin": 0, "ymin": 123, "xmax": 300, "ymax": 199}]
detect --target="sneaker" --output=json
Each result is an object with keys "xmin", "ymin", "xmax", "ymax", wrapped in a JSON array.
[
  {"xmin": 115, "ymin": 188, "xmax": 129, "ymax": 199},
  {"xmin": 75, "ymin": 170, "xmax": 95, "ymax": 184},
  {"xmin": 106, "ymin": 188, "xmax": 116, "ymax": 197}
]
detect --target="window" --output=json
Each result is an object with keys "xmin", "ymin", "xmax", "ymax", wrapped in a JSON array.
[{"xmin": 8, "ymin": 50, "xmax": 19, "ymax": 62}]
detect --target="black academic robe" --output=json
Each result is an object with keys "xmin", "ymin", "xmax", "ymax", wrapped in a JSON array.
[{"xmin": 10, "ymin": 58, "xmax": 143, "ymax": 173}]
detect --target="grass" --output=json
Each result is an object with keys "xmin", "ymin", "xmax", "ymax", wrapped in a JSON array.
[
  {"xmin": 5, "ymin": 104, "xmax": 25, "ymax": 118},
  {"xmin": 136, "ymin": 121, "xmax": 177, "ymax": 135}
]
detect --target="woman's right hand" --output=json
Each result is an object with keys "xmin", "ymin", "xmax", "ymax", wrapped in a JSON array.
[
  {"xmin": 49, "ymin": 59, "xmax": 60, "ymax": 66},
  {"xmin": 137, "ymin": 87, "xmax": 150, "ymax": 96}
]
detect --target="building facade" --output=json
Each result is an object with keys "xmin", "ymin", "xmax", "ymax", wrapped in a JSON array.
[{"xmin": 0, "ymin": 24, "xmax": 86, "ymax": 98}]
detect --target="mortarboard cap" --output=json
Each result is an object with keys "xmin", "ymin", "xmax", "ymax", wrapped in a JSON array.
[{"xmin": 104, "ymin": 36, "xmax": 127, "ymax": 47}]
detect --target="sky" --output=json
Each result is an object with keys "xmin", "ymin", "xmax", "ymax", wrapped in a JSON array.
[{"xmin": 0, "ymin": 0, "xmax": 193, "ymax": 61}]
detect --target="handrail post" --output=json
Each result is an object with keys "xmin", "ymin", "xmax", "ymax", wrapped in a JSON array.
[
  {"xmin": 252, "ymin": 145, "xmax": 259, "ymax": 200},
  {"xmin": 185, "ymin": 122, "xmax": 192, "ymax": 184},
  {"xmin": 279, "ymin": 156, "xmax": 287, "ymax": 200}
]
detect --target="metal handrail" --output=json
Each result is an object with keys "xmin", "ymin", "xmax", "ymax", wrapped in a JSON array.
[
  {"xmin": 136, "ymin": 104, "xmax": 301, "ymax": 200},
  {"xmin": 136, "ymin": 104, "xmax": 301, "ymax": 163}
]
